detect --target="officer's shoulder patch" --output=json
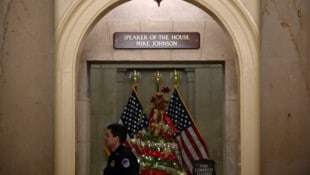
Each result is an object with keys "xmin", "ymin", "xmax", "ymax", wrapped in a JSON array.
[{"xmin": 121, "ymin": 158, "xmax": 130, "ymax": 168}]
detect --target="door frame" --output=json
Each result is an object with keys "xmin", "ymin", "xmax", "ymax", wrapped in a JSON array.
[{"xmin": 55, "ymin": 1, "xmax": 260, "ymax": 175}]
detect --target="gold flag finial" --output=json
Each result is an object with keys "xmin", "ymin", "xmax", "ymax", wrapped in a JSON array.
[
  {"xmin": 129, "ymin": 70, "xmax": 141, "ymax": 85},
  {"xmin": 170, "ymin": 69, "xmax": 181, "ymax": 85},
  {"xmin": 153, "ymin": 71, "xmax": 163, "ymax": 92}
]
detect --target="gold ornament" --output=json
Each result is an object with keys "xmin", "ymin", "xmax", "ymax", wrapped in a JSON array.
[
  {"xmin": 141, "ymin": 141, "xmax": 146, "ymax": 148},
  {"xmin": 130, "ymin": 138, "xmax": 137, "ymax": 145}
]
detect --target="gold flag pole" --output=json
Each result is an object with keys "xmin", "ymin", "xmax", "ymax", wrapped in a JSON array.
[
  {"xmin": 129, "ymin": 70, "xmax": 141, "ymax": 90},
  {"xmin": 170, "ymin": 69, "xmax": 181, "ymax": 87}
]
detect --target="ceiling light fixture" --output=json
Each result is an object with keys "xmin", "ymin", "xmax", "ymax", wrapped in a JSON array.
[{"xmin": 154, "ymin": 0, "xmax": 162, "ymax": 7}]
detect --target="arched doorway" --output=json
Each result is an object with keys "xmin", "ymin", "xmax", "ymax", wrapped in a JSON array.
[{"xmin": 55, "ymin": 1, "xmax": 260, "ymax": 175}]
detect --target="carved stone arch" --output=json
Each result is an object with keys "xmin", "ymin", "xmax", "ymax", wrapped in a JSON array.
[{"xmin": 55, "ymin": 1, "xmax": 260, "ymax": 175}]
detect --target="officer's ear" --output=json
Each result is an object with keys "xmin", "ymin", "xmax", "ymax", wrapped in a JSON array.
[{"xmin": 115, "ymin": 135, "xmax": 120, "ymax": 143}]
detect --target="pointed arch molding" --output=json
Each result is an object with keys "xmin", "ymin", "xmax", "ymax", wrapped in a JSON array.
[{"xmin": 55, "ymin": 0, "xmax": 260, "ymax": 175}]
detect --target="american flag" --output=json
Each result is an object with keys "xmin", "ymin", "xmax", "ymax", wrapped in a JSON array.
[
  {"xmin": 167, "ymin": 87, "xmax": 209, "ymax": 174},
  {"xmin": 119, "ymin": 86, "xmax": 148, "ymax": 152}
]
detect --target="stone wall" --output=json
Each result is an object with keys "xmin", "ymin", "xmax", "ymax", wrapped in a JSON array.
[
  {"xmin": 261, "ymin": 0, "xmax": 310, "ymax": 174},
  {"xmin": 0, "ymin": 0, "xmax": 54, "ymax": 175}
]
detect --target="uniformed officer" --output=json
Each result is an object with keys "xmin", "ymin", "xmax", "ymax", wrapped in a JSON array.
[{"xmin": 103, "ymin": 123, "xmax": 140, "ymax": 175}]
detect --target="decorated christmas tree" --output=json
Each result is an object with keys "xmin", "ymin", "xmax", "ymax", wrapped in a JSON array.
[
  {"xmin": 120, "ymin": 70, "xmax": 210, "ymax": 175},
  {"xmin": 131, "ymin": 91, "xmax": 186, "ymax": 175}
]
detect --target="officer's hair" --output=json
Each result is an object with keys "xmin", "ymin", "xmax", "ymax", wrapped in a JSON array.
[{"xmin": 107, "ymin": 123, "xmax": 127, "ymax": 144}]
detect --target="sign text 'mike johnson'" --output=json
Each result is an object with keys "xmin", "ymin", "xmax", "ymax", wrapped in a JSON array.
[{"xmin": 113, "ymin": 32, "xmax": 200, "ymax": 49}]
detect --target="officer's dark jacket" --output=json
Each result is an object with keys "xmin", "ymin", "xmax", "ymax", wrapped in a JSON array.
[{"xmin": 103, "ymin": 145, "xmax": 139, "ymax": 175}]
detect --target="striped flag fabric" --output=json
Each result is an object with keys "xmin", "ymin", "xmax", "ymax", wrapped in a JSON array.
[
  {"xmin": 167, "ymin": 86, "xmax": 209, "ymax": 173},
  {"xmin": 118, "ymin": 85, "xmax": 148, "ymax": 152}
]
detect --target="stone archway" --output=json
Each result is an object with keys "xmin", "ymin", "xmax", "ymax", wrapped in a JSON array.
[{"xmin": 55, "ymin": 1, "xmax": 260, "ymax": 175}]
